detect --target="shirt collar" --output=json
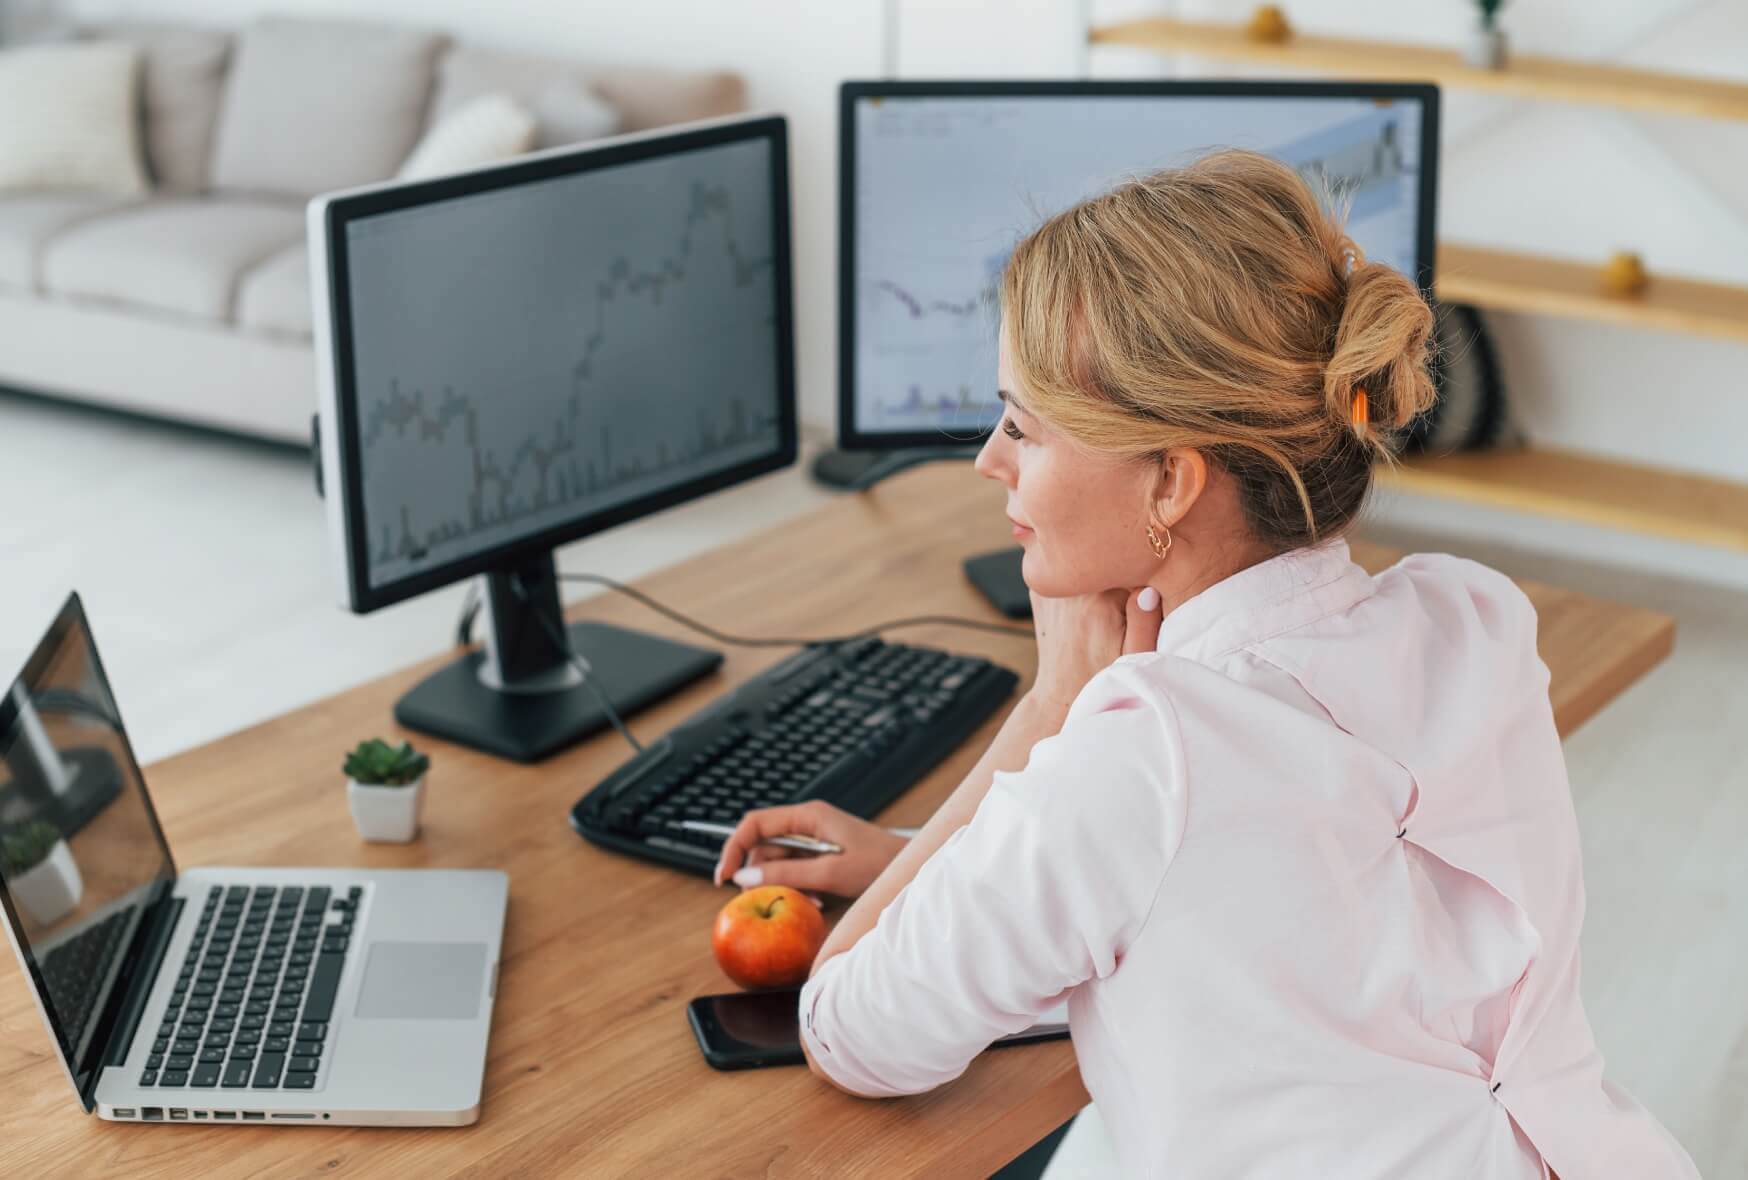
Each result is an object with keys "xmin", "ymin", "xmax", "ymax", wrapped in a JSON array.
[{"xmin": 1152, "ymin": 534, "xmax": 1375, "ymax": 663}]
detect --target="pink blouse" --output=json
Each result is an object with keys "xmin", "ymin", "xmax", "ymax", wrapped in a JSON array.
[{"xmin": 800, "ymin": 536, "xmax": 1697, "ymax": 1178}]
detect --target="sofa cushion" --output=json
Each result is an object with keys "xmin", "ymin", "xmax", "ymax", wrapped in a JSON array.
[
  {"xmin": 235, "ymin": 240, "xmax": 312, "ymax": 338},
  {"xmin": 0, "ymin": 193, "xmax": 133, "ymax": 290},
  {"xmin": 41, "ymin": 197, "xmax": 302, "ymax": 322},
  {"xmin": 208, "ymin": 18, "xmax": 448, "ymax": 198},
  {"xmin": 85, "ymin": 23, "xmax": 232, "ymax": 193},
  {"xmin": 588, "ymin": 66, "xmax": 745, "ymax": 134},
  {"xmin": 428, "ymin": 48, "xmax": 619, "ymax": 149},
  {"xmin": 0, "ymin": 42, "xmax": 150, "ymax": 196}
]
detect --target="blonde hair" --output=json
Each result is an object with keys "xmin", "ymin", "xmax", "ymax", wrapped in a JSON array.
[{"xmin": 1000, "ymin": 148, "xmax": 1437, "ymax": 551}]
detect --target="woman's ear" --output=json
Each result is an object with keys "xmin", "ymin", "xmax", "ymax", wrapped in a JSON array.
[{"xmin": 1151, "ymin": 447, "xmax": 1210, "ymax": 528}]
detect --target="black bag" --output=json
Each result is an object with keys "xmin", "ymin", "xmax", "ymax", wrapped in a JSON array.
[{"xmin": 1403, "ymin": 301, "xmax": 1511, "ymax": 455}]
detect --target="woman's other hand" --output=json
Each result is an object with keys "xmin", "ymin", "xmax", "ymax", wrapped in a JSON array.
[
  {"xmin": 1029, "ymin": 586, "xmax": 1163, "ymax": 715},
  {"xmin": 713, "ymin": 800, "xmax": 910, "ymax": 900}
]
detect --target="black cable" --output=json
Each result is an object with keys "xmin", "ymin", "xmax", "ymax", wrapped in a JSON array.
[
  {"xmin": 455, "ymin": 571, "xmax": 1034, "ymax": 650},
  {"xmin": 506, "ymin": 574, "xmax": 647, "ymax": 754},
  {"xmin": 455, "ymin": 580, "xmax": 480, "ymax": 647},
  {"xmin": 458, "ymin": 569, "xmax": 1035, "ymax": 759},
  {"xmin": 550, "ymin": 571, "xmax": 1035, "ymax": 647}
]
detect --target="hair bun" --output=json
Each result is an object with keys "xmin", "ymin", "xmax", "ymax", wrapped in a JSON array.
[{"xmin": 1325, "ymin": 252, "xmax": 1436, "ymax": 445}]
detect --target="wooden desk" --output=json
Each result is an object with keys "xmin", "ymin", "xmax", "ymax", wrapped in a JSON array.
[{"xmin": 0, "ymin": 463, "xmax": 1674, "ymax": 1178}]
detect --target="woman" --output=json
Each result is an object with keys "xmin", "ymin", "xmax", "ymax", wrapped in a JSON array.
[{"xmin": 713, "ymin": 151, "xmax": 1695, "ymax": 1179}]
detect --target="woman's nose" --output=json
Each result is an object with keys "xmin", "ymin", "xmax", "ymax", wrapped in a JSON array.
[{"xmin": 973, "ymin": 430, "xmax": 1009, "ymax": 483}]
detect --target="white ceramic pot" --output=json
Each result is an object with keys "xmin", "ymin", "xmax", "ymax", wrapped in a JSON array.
[
  {"xmin": 347, "ymin": 775, "xmax": 425, "ymax": 843},
  {"xmin": 1463, "ymin": 23, "xmax": 1507, "ymax": 69},
  {"xmin": 13, "ymin": 839, "xmax": 83, "ymax": 926}
]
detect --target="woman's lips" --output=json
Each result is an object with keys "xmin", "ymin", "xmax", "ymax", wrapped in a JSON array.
[{"xmin": 1009, "ymin": 517, "xmax": 1033, "ymax": 539}]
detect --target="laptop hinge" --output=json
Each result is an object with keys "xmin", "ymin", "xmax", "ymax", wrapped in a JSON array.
[{"xmin": 83, "ymin": 891, "xmax": 183, "ymax": 1104}]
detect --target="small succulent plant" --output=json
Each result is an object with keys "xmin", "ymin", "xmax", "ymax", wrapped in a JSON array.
[
  {"xmin": 1, "ymin": 820, "xmax": 64, "ymax": 876},
  {"xmin": 342, "ymin": 739, "xmax": 429, "ymax": 787}
]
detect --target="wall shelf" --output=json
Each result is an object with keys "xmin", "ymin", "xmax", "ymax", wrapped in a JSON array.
[
  {"xmin": 1437, "ymin": 243, "xmax": 1748, "ymax": 344},
  {"xmin": 1380, "ymin": 447, "xmax": 1748, "ymax": 552},
  {"xmin": 1090, "ymin": 16, "xmax": 1748, "ymax": 123}
]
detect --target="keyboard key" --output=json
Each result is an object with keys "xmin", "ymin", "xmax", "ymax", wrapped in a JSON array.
[
  {"xmin": 252, "ymin": 1052, "xmax": 286, "ymax": 1088},
  {"xmin": 297, "ymin": 1023, "xmax": 327, "ymax": 1042},
  {"xmin": 284, "ymin": 1073, "xmax": 317, "ymax": 1090},
  {"xmin": 161, "ymin": 1070, "xmax": 188, "ymax": 1086},
  {"xmin": 237, "ymin": 1029, "xmax": 262, "ymax": 1045},
  {"xmin": 152, "ymin": 1038, "xmax": 169, "ymax": 1054},
  {"xmin": 231, "ymin": 1042, "xmax": 257, "ymax": 1060},
  {"xmin": 173, "ymin": 1039, "xmax": 197, "ymax": 1055},
  {"xmin": 199, "ymin": 1048, "xmax": 226, "ymax": 1063},
  {"xmin": 291, "ymin": 1040, "xmax": 322, "ymax": 1058},
  {"xmin": 222, "ymin": 1061, "xmax": 253, "ymax": 1087},
  {"xmin": 167, "ymin": 1055, "xmax": 193, "ymax": 1071},
  {"xmin": 265, "ymin": 1036, "xmax": 290, "ymax": 1053},
  {"xmin": 268, "ymin": 1021, "xmax": 293, "ymax": 1037},
  {"xmin": 286, "ymin": 1056, "xmax": 318, "ymax": 1073},
  {"xmin": 191, "ymin": 1063, "xmax": 221, "ymax": 1087},
  {"xmin": 146, "ymin": 1053, "xmax": 164, "ymax": 1069},
  {"xmin": 139, "ymin": 1070, "xmax": 157, "ymax": 1086}
]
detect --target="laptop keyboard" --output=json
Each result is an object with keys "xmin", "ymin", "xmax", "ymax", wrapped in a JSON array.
[
  {"xmin": 40, "ymin": 907, "xmax": 133, "ymax": 1051},
  {"xmin": 138, "ymin": 884, "xmax": 359, "ymax": 1091}
]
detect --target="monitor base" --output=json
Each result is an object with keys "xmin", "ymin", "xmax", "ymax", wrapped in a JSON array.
[
  {"xmin": 964, "ymin": 546, "xmax": 1031, "ymax": 619},
  {"xmin": 395, "ymin": 621, "xmax": 723, "ymax": 763},
  {"xmin": 810, "ymin": 446, "xmax": 977, "ymax": 491}
]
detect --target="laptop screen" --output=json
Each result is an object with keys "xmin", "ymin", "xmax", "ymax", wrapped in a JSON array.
[{"xmin": 0, "ymin": 593, "xmax": 175, "ymax": 1107}]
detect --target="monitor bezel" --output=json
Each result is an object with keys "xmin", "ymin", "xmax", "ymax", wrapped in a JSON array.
[
  {"xmin": 317, "ymin": 114, "xmax": 798, "ymax": 614},
  {"xmin": 0, "ymin": 591, "xmax": 177, "ymax": 1110},
  {"xmin": 836, "ymin": 79, "xmax": 1442, "ymax": 452}
]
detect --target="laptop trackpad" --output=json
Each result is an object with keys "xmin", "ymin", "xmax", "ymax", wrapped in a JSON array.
[{"xmin": 354, "ymin": 942, "xmax": 487, "ymax": 1020}]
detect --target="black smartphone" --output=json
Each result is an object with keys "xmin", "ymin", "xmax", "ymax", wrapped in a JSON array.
[{"xmin": 687, "ymin": 989, "xmax": 1071, "ymax": 1071}]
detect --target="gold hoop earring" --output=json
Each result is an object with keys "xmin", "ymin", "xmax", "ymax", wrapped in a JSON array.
[{"xmin": 1146, "ymin": 524, "xmax": 1172, "ymax": 559}]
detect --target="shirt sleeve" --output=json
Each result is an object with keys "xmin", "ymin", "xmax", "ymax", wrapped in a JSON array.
[{"xmin": 799, "ymin": 663, "xmax": 1188, "ymax": 1098}]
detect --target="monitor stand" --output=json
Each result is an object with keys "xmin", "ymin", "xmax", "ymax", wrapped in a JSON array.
[
  {"xmin": 394, "ymin": 553, "xmax": 723, "ymax": 763},
  {"xmin": 809, "ymin": 446, "xmax": 977, "ymax": 491},
  {"xmin": 963, "ymin": 546, "xmax": 1032, "ymax": 619}
]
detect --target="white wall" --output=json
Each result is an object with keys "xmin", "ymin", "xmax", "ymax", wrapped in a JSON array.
[{"xmin": 55, "ymin": 0, "xmax": 1748, "ymax": 574}]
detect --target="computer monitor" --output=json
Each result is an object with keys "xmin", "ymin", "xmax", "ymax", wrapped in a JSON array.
[
  {"xmin": 312, "ymin": 114, "xmax": 796, "ymax": 761},
  {"xmin": 833, "ymin": 80, "xmax": 1438, "ymax": 459},
  {"xmin": 827, "ymin": 81, "xmax": 1439, "ymax": 614}
]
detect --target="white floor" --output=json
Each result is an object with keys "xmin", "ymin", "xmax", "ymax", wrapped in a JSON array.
[{"xmin": 3, "ymin": 392, "xmax": 1744, "ymax": 1175}]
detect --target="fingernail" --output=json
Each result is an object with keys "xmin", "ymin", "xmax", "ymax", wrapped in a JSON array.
[
  {"xmin": 1138, "ymin": 586, "xmax": 1160, "ymax": 611},
  {"xmin": 732, "ymin": 866, "xmax": 763, "ymax": 887}
]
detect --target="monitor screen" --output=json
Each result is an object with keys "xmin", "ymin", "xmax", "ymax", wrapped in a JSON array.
[
  {"xmin": 840, "ymin": 83, "xmax": 1438, "ymax": 449},
  {"xmin": 0, "ymin": 595, "xmax": 175, "ymax": 1106},
  {"xmin": 319, "ymin": 117, "xmax": 795, "ymax": 611}
]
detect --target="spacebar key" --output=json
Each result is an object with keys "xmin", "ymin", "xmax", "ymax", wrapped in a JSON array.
[{"xmin": 300, "ymin": 953, "xmax": 346, "ymax": 1022}]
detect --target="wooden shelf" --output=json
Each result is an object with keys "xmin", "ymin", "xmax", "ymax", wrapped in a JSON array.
[
  {"xmin": 1378, "ymin": 446, "xmax": 1748, "ymax": 552},
  {"xmin": 1437, "ymin": 243, "xmax": 1748, "ymax": 344},
  {"xmin": 1091, "ymin": 16, "xmax": 1748, "ymax": 124}
]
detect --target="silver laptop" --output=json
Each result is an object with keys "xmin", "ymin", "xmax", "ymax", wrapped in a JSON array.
[{"xmin": 0, "ymin": 592, "xmax": 507, "ymax": 1126}]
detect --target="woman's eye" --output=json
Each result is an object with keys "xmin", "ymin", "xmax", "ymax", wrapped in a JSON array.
[{"xmin": 1001, "ymin": 418, "xmax": 1025, "ymax": 441}]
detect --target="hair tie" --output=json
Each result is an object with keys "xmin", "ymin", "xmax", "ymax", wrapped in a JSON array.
[{"xmin": 1350, "ymin": 388, "xmax": 1369, "ymax": 434}]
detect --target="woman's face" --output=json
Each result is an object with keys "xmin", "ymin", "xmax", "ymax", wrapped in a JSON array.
[{"xmin": 974, "ymin": 328, "xmax": 1166, "ymax": 599}]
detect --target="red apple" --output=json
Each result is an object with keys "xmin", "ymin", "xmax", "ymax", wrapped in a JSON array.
[{"xmin": 711, "ymin": 885, "xmax": 827, "ymax": 990}]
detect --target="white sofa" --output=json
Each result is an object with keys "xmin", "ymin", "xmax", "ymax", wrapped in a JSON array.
[{"xmin": 0, "ymin": 17, "xmax": 745, "ymax": 445}]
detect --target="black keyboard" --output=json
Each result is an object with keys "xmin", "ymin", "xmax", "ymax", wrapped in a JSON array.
[
  {"xmin": 40, "ymin": 907, "xmax": 132, "ymax": 1051},
  {"xmin": 570, "ymin": 635, "xmax": 1019, "ymax": 874},
  {"xmin": 138, "ymin": 884, "xmax": 359, "ymax": 1091}
]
